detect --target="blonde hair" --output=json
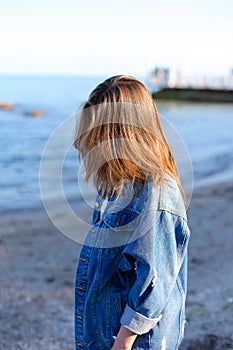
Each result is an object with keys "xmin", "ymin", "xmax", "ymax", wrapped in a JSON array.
[{"xmin": 74, "ymin": 75, "xmax": 185, "ymax": 200}]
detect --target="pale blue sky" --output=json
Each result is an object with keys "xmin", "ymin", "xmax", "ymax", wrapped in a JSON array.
[{"xmin": 0, "ymin": 0, "xmax": 232, "ymax": 76}]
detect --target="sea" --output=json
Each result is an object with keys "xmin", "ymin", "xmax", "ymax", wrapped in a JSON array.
[{"xmin": 0, "ymin": 75, "xmax": 233, "ymax": 213}]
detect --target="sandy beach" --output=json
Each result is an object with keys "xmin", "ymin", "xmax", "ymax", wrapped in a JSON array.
[{"xmin": 0, "ymin": 181, "xmax": 233, "ymax": 350}]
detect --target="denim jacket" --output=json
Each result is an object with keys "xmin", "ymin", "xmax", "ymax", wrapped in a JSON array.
[{"xmin": 75, "ymin": 175, "xmax": 190, "ymax": 350}]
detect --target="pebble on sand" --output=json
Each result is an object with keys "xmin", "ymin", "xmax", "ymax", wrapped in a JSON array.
[
  {"xmin": 25, "ymin": 109, "xmax": 45, "ymax": 117},
  {"xmin": 0, "ymin": 103, "xmax": 14, "ymax": 110}
]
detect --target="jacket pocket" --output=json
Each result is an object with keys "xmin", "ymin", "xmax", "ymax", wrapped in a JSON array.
[
  {"xmin": 114, "ymin": 291, "xmax": 124, "ymax": 320},
  {"xmin": 102, "ymin": 209, "xmax": 140, "ymax": 232},
  {"xmin": 109, "ymin": 291, "xmax": 123, "ymax": 344}
]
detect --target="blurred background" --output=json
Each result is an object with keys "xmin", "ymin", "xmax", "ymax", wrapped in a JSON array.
[{"xmin": 0, "ymin": 0, "xmax": 233, "ymax": 212}]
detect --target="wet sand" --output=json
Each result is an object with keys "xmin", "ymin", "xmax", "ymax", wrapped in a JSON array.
[{"xmin": 0, "ymin": 181, "xmax": 233, "ymax": 350}]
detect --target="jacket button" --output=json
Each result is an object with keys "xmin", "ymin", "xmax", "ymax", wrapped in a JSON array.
[
  {"xmin": 80, "ymin": 257, "xmax": 89, "ymax": 263},
  {"xmin": 76, "ymin": 342, "xmax": 84, "ymax": 347},
  {"xmin": 94, "ymin": 202, "xmax": 99, "ymax": 208},
  {"xmin": 116, "ymin": 217, "xmax": 121, "ymax": 226},
  {"xmin": 76, "ymin": 286, "xmax": 86, "ymax": 291},
  {"xmin": 76, "ymin": 314, "xmax": 83, "ymax": 320}
]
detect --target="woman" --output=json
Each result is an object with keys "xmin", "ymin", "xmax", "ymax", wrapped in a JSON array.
[{"xmin": 73, "ymin": 75, "xmax": 190, "ymax": 350}]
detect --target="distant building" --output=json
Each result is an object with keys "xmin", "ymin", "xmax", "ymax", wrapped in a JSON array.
[{"xmin": 149, "ymin": 67, "xmax": 233, "ymax": 91}]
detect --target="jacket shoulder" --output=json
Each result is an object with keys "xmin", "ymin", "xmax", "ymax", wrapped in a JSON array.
[{"xmin": 157, "ymin": 175, "xmax": 187, "ymax": 221}]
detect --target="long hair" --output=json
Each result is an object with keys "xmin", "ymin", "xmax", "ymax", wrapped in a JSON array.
[{"xmin": 74, "ymin": 75, "xmax": 185, "ymax": 200}]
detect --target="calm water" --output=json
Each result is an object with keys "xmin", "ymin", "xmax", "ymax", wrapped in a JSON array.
[{"xmin": 0, "ymin": 75, "xmax": 233, "ymax": 212}]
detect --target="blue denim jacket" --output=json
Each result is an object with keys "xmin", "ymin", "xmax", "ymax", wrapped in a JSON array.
[{"xmin": 75, "ymin": 175, "xmax": 190, "ymax": 350}]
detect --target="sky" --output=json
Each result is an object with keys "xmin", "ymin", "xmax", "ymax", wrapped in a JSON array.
[{"xmin": 0, "ymin": 0, "xmax": 232, "ymax": 76}]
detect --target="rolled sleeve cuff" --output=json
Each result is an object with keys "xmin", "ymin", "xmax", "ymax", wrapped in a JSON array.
[{"xmin": 120, "ymin": 304, "xmax": 162, "ymax": 335}]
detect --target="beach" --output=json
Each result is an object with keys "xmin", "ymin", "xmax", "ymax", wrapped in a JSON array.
[{"xmin": 0, "ymin": 180, "xmax": 233, "ymax": 350}]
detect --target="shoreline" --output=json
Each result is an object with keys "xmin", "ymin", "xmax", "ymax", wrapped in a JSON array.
[
  {"xmin": 0, "ymin": 180, "xmax": 233, "ymax": 349},
  {"xmin": 1, "ymin": 164, "xmax": 233, "ymax": 217}
]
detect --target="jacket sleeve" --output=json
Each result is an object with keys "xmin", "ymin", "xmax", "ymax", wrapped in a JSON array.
[{"xmin": 119, "ymin": 209, "xmax": 190, "ymax": 335}]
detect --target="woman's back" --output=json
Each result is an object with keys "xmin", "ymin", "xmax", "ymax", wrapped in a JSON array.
[
  {"xmin": 75, "ymin": 176, "xmax": 190, "ymax": 349},
  {"xmin": 73, "ymin": 75, "xmax": 190, "ymax": 350}
]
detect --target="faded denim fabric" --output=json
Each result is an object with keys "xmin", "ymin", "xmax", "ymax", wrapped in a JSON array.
[{"xmin": 75, "ymin": 175, "xmax": 190, "ymax": 350}]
